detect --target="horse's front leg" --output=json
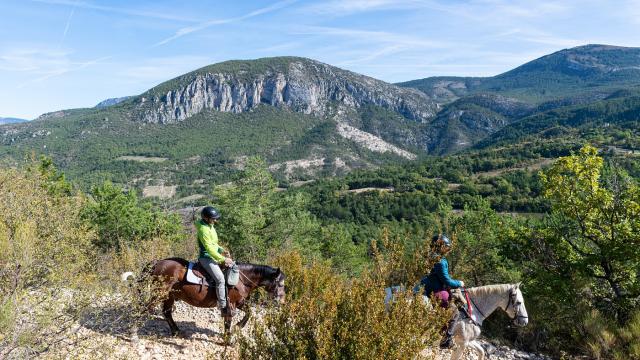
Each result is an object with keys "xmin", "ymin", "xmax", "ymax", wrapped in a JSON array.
[
  {"xmin": 223, "ymin": 314, "xmax": 234, "ymax": 345},
  {"xmin": 468, "ymin": 341, "xmax": 485, "ymax": 360},
  {"xmin": 236, "ymin": 303, "xmax": 251, "ymax": 329},
  {"xmin": 450, "ymin": 344, "xmax": 465, "ymax": 360}
]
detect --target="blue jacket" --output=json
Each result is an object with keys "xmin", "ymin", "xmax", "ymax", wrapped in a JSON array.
[{"xmin": 419, "ymin": 258, "xmax": 462, "ymax": 296}]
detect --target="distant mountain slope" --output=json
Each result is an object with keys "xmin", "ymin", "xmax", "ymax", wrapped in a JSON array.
[
  {"xmin": 395, "ymin": 44, "xmax": 640, "ymax": 154},
  {"xmin": 0, "ymin": 117, "xmax": 28, "ymax": 125},
  {"xmin": 95, "ymin": 96, "xmax": 132, "ymax": 108},
  {"xmin": 475, "ymin": 93, "xmax": 640, "ymax": 150},
  {"xmin": 399, "ymin": 45, "xmax": 640, "ymax": 103}
]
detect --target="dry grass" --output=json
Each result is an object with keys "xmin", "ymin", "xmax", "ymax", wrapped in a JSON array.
[
  {"xmin": 116, "ymin": 156, "xmax": 168, "ymax": 163},
  {"xmin": 143, "ymin": 185, "xmax": 177, "ymax": 199}
]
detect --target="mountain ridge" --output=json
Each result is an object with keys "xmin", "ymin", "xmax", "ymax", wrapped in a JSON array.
[
  {"xmin": 132, "ymin": 56, "xmax": 438, "ymax": 124},
  {"xmin": 398, "ymin": 44, "xmax": 640, "ymax": 103},
  {"xmin": 2, "ymin": 44, "xmax": 640, "ymax": 201},
  {"xmin": 0, "ymin": 117, "xmax": 29, "ymax": 125}
]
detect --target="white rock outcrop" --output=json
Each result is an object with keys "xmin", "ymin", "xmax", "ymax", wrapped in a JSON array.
[{"xmin": 136, "ymin": 59, "xmax": 437, "ymax": 124}]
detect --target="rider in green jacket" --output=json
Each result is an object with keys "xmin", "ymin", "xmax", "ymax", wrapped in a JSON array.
[{"xmin": 197, "ymin": 206, "xmax": 234, "ymax": 316}]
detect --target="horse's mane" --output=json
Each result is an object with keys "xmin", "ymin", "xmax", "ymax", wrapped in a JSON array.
[
  {"xmin": 466, "ymin": 283, "xmax": 514, "ymax": 297},
  {"xmin": 236, "ymin": 262, "xmax": 282, "ymax": 279},
  {"xmin": 165, "ymin": 257, "xmax": 190, "ymax": 267}
]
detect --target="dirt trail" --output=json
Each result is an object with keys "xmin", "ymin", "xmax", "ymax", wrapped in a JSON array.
[{"xmin": 46, "ymin": 301, "xmax": 550, "ymax": 360}]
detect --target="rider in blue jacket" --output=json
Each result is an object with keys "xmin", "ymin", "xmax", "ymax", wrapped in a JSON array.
[{"xmin": 419, "ymin": 234, "xmax": 464, "ymax": 349}]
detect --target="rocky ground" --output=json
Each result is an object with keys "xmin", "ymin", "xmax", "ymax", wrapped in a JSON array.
[{"xmin": 43, "ymin": 301, "xmax": 552, "ymax": 360}]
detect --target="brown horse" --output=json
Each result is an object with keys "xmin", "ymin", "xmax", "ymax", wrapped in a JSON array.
[{"xmin": 123, "ymin": 257, "xmax": 286, "ymax": 339}]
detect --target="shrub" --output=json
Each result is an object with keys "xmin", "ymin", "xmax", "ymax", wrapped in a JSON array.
[
  {"xmin": 81, "ymin": 181, "xmax": 184, "ymax": 250},
  {"xmin": 239, "ymin": 234, "xmax": 448, "ymax": 360},
  {"xmin": 582, "ymin": 309, "xmax": 640, "ymax": 359},
  {"xmin": 0, "ymin": 166, "xmax": 98, "ymax": 358}
]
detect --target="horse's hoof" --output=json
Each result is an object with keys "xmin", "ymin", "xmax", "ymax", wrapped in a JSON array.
[{"xmin": 223, "ymin": 334, "xmax": 236, "ymax": 346}]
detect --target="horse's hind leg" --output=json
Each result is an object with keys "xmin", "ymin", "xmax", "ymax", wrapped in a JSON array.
[{"xmin": 162, "ymin": 298, "xmax": 180, "ymax": 336}]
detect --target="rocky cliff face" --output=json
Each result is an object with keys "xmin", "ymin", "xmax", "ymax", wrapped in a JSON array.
[{"xmin": 134, "ymin": 58, "xmax": 438, "ymax": 124}]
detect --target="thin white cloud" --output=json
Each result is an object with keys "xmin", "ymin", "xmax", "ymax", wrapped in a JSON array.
[
  {"xmin": 116, "ymin": 56, "xmax": 213, "ymax": 84},
  {"xmin": 301, "ymin": 0, "xmax": 480, "ymax": 20},
  {"xmin": 491, "ymin": 27, "xmax": 584, "ymax": 48},
  {"xmin": 255, "ymin": 42, "xmax": 302, "ymax": 54},
  {"xmin": 32, "ymin": 0, "xmax": 200, "ymax": 22},
  {"xmin": 475, "ymin": 0, "xmax": 571, "ymax": 18},
  {"xmin": 303, "ymin": 0, "xmax": 419, "ymax": 14},
  {"xmin": 613, "ymin": 0, "xmax": 640, "ymax": 24},
  {"xmin": 293, "ymin": 26, "xmax": 450, "ymax": 49},
  {"xmin": 153, "ymin": 0, "xmax": 297, "ymax": 47},
  {"xmin": 59, "ymin": 1, "xmax": 77, "ymax": 47},
  {"xmin": 335, "ymin": 45, "xmax": 409, "ymax": 66},
  {"xmin": 0, "ymin": 48, "xmax": 72, "ymax": 72},
  {"xmin": 18, "ymin": 55, "xmax": 112, "ymax": 88}
]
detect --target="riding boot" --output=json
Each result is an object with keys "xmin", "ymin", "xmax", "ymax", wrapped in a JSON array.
[
  {"xmin": 439, "ymin": 307, "xmax": 460, "ymax": 349},
  {"xmin": 220, "ymin": 305, "xmax": 236, "ymax": 317}
]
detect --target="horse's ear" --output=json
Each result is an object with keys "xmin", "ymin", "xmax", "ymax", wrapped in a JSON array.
[
  {"xmin": 276, "ymin": 267, "xmax": 281, "ymax": 275},
  {"xmin": 516, "ymin": 282, "xmax": 522, "ymax": 289}
]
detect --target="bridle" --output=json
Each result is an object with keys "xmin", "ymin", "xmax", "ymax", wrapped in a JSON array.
[
  {"xmin": 505, "ymin": 287, "xmax": 528, "ymax": 322},
  {"xmin": 239, "ymin": 269, "xmax": 285, "ymax": 301}
]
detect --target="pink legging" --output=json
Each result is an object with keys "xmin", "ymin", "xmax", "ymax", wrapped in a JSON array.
[{"xmin": 433, "ymin": 290, "xmax": 450, "ymax": 308}]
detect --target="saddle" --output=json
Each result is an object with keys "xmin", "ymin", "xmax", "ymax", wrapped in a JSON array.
[
  {"xmin": 184, "ymin": 261, "xmax": 240, "ymax": 288},
  {"xmin": 449, "ymin": 288, "xmax": 468, "ymax": 308},
  {"xmin": 451, "ymin": 288, "xmax": 480, "ymax": 325}
]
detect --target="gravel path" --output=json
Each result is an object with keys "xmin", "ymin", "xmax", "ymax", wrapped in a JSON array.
[{"xmin": 48, "ymin": 301, "xmax": 551, "ymax": 360}]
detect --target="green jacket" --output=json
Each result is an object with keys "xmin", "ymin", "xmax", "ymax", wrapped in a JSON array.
[{"xmin": 196, "ymin": 219, "xmax": 226, "ymax": 264}]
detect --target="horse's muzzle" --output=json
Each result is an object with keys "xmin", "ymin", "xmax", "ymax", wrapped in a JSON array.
[{"xmin": 513, "ymin": 316, "xmax": 528, "ymax": 327}]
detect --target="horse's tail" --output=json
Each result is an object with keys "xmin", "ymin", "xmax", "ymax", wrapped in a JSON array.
[
  {"xmin": 120, "ymin": 261, "xmax": 158, "ymax": 342},
  {"xmin": 121, "ymin": 260, "xmax": 158, "ymax": 284},
  {"xmin": 121, "ymin": 271, "xmax": 135, "ymax": 282}
]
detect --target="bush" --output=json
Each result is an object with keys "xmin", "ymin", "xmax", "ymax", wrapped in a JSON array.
[
  {"xmin": 239, "ymin": 235, "xmax": 448, "ymax": 359},
  {"xmin": 583, "ymin": 309, "xmax": 640, "ymax": 359},
  {"xmin": 81, "ymin": 181, "xmax": 184, "ymax": 250},
  {"xmin": 0, "ymin": 166, "xmax": 97, "ymax": 357}
]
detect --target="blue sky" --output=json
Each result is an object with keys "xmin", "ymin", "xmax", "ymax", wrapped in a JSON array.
[{"xmin": 1, "ymin": 0, "xmax": 639, "ymax": 119}]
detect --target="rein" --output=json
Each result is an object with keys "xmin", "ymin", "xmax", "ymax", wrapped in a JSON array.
[
  {"xmin": 464, "ymin": 288, "xmax": 487, "ymax": 319},
  {"xmin": 239, "ymin": 270, "xmax": 259, "ymax": 288}
]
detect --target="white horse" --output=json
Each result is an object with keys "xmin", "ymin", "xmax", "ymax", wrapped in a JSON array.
[{"xmin": 449, "ymin": 283, "xmax": 529, "ymax": 360}]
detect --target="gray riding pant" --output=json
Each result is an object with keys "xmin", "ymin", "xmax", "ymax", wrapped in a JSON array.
[{"xmin": 198, "ymin": 257, "xmax": 226, "ymax": 308}]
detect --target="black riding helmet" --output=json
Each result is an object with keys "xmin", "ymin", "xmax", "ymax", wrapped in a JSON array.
[
  {"xmin": 201, "ymin": 206, "xmax": 221, "ymax": 220},
  {"xmin": 432, "ymin": 233, "xmax": 451, "ymax": 247}
]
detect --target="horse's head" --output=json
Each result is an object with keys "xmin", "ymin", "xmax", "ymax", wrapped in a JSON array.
[
  {"xmin": 265, "ymin": 267, "xmax": 286, "ymax": 305},
  {"xmin": 505, "ymin": 283, "xmax": 528, "ymax": 327}
]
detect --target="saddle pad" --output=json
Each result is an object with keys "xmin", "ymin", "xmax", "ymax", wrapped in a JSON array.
[{"xmin": 186, "ymin": 262, "xmax": 211, "ymax": 287}]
